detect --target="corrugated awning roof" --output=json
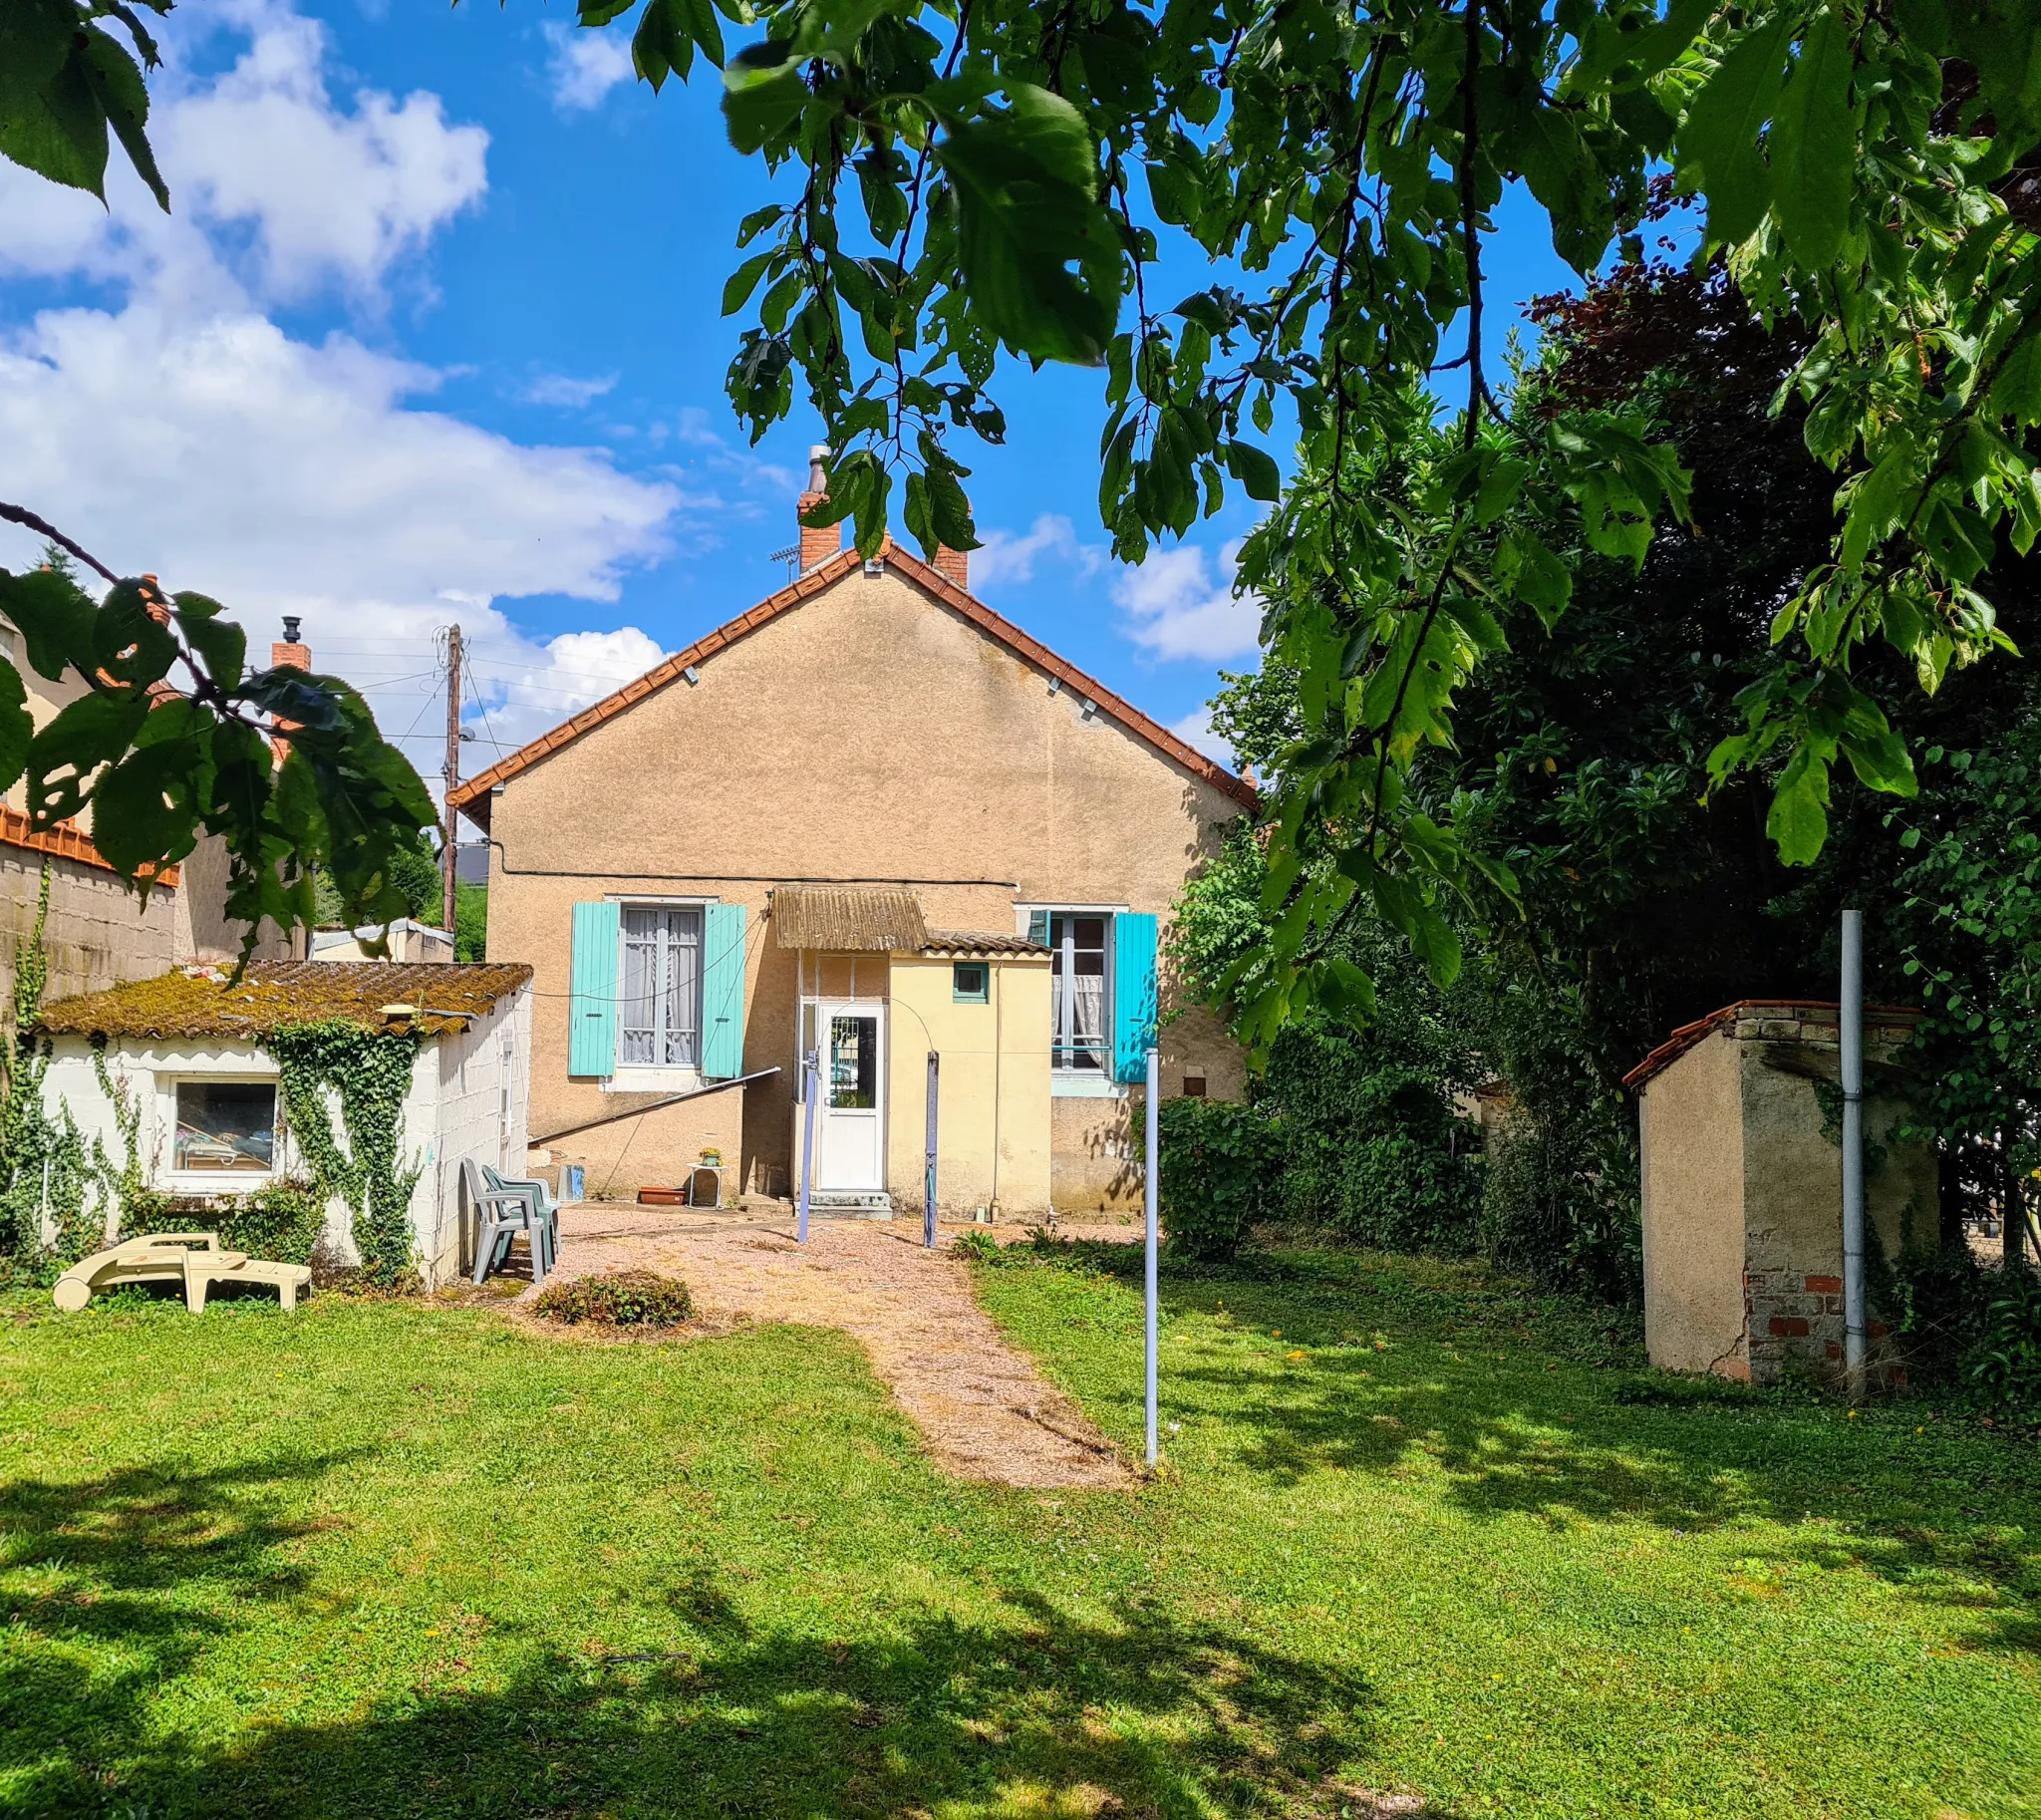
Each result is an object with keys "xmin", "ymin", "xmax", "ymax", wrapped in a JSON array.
[
  {"xmin": 37, "ymin": 961, "xmax": 533, "ymax": 1041},
  {"xmin": 771, "ymin": 886, "xmax": 929, "ymax": 952},
  {"xmin": 921, "ymin": 929, "xmax": 1049, "ymax": 957}
]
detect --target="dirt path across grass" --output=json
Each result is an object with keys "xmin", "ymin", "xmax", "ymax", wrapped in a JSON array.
[{"xmin": 525, "ymin": 1205, "xmax": 1134, "ymax": 1491}]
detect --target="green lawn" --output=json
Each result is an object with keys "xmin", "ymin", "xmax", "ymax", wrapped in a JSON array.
[{"xmin": 2, "ymin": 1243, "xmax": 2036, "ymax": 1819}]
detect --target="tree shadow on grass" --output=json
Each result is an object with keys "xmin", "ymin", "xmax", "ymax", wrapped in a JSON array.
[
  {"xmin": 14, "ymin": 1552, "xmax": 1434, "ymax": 1819},
  {"xmin": 0, "ymin": 1450, "xmax": 377, "ymax": 1815},
  {"xmin": 1001, "ymin": 1237, "xmax": 2041, "ymax": 1656}
]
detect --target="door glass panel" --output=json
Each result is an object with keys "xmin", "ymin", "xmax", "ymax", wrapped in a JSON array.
[{"xmin": 828, "ymin": 1015, "xmax": 876, "ymax": 1108}]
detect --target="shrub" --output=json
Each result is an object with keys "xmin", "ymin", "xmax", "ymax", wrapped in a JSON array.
[
  {"xmin": 1967, "ymin": 1263, "xmax": 2041, "ymax": 1415},
  {"xmin": 167, "ymin": 1180, "xmax": 327, "ymax": 1266},
  {"xmin": 1874, "ymin": 1240, "xmax": 1994, "ymax": 1393},
  {"xmin": 533, "ymin": 1270, "xmax": 694, "ymax": 1328},
  {"xmin": 1153, "ymin": 1096, "xmax": 1282, "ymax": 1261}
]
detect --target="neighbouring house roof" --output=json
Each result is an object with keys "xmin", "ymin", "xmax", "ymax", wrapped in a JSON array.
[
  {"xmin": 37, "ymin": 961, "xmax": 534, "ymax": 1041},
  {"xmin": 1622, "ymin": 1000, "xmax": 1924, "ymax": 1091},
  {"xmin": 771, "ymin": 885, "xmax": 929, "ymax": 952},
  {"xmin": 0, "ymin": 804, "xmax": 180, "ymax": 889},
  {"xmin": 920, "ymin": 929, "xmax": 1049, "ymax": 958},
  {"xmin": 445, "ymin": 539, "xmax": 1260, "ymax": 833}
]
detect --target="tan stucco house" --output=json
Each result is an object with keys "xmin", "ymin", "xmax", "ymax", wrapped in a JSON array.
[{"xmin": 449, "ymin": 464, "xmax": 1257, "ymax": 1217}]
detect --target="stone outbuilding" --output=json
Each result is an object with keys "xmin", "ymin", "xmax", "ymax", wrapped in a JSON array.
[{"xmin": 1625, "ymin": 1000, "xmax": 1934, "ymax": 1384}]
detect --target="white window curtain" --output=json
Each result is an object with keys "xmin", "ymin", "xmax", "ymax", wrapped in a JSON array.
[
  {"xmin": 621, "ymin": 906, "xmax": 703, "ymax": 1066},
  {"xmin": 1050, "ymin": 913, "xmax": 1110, "ymax": 1071}
]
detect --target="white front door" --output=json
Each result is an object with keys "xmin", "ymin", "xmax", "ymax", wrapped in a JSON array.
[{"xmin": 816, "ymin": 1003, "xmax": 885, "ymax": 1192}]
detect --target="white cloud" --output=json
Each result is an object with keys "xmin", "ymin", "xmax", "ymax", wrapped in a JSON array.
[
  {"xmin": 543, "ymin": 22, "xmax": 636, "ymax": 113},
  {"xmin": 162, "ymin": 10, "xmax": 488, "ymax": 302},
  {"xmin": 522, "ymin": 370, "xmax": 620, "ymax": 409},
  {"xmin": 972, "ymin": 513, "xmax": 1104, "ymax": 590},
  {"xmin": 0, "ymin": 3, "xmax": 685, "ymax": 797},
  {"xmin": 1170, "ymin": 707, "xmax": 1235, "ymax": 766},
  {"xmin": 1112, "ymin": 540, "xmax": 1263, "ymax": 663},
  {"xmin": 465, "ymin": 626, "xmax": 672, "ymax": 757}
]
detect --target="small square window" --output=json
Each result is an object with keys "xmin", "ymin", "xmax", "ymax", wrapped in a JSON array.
[
  {"xmin": 174, "ymin": 1080, "xmax": 277, "ymax": 1173},
  {"xmin": 1183, "ymin": 1074, "xmax": 1208, "ymax": 1098},
  {"xmin": 953, "ymin": 962, "xmax": 989, "ymax": 1003}
]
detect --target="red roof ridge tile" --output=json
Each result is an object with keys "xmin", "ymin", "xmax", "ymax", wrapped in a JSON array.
[{"xmin": 447, "ymin": 542, "xmax": 1258, "ymax": 828}]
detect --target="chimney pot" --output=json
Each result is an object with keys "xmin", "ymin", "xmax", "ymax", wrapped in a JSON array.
[{"xmin": 282, "ymin": 615, "xmax": 301, "ymax": 644}]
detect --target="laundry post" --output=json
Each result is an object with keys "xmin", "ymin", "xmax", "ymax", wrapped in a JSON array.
[
  {"xmin": 1144, "ymin": 1045, "xmax": 1160, "ymax": 1467},
  {"xmin": 924, "ymin": 1051, "xmax": 940, "ymax": 1249},
  {"xmin": 798, "ymin": 1048, "xmax": 819, "ymax": 1244}
]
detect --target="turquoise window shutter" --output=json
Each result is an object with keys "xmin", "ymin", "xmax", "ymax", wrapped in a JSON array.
[
  {"xmin": 568, "ymin": 901, "xmax": 620, "ymax": 1077},
  {"xmin": 1026, "ymin": 910, "xmax": 1049, "ymax": 947},
  {"xmin": 1112, "ymin": 912, "xmax": 1158, "ymax": 1083},
  {"xmin": 701, "ymin": 901, "xmax": 747, "ymax": 1078}
]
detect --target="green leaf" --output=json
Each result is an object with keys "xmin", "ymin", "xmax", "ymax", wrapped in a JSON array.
[
  {"xmin": 79, "ymin": 23, "xmax": 166, "ymax": 211},
  {"xmin": 94, "ymin": 579, "xmax": 177, "ymax": 692},
  {"xmin": 926, "ymin": 459, "xmax": 977, "ymax": 550},
  {"xmin": 722, "ymin": 51, "xmax": 808, "ymax": 155},
  {"xmin": 933, "ymin": 85, "xmax": 1120, "ymax": 366},
  {"xmin": 722, "ymin": 249, "xmax": 775, "ymax": 317},
  {"xmin": 1841, "ymin": 720, "xmax": 1919, "ymax": 796},
  {"xmin": 0, "ymin": 659, "xmax": 32, "ymax": 797},
  {"xmin": 24, "ymin": 691, "xmax": 150, "ymax": 826},
  {"xmin": 1514, "ymin": 107, "xmax": 1610, "ymax": 277},
  {"xmin": 1767, "ymin": 746, "xmax": 1833, "ymax": 865},
  {"xmin": 0, "ymin": 24, "xmax": 109, "ymax": 200},
  {"xmin": 91, "ymin": 749, "xmax": 195, "ymax": 880},
  {"xmin": 1223, "ymin": 439, "xmax": 1282, "ymax": 502},
  {"xmin": 0, "ymin": 566, "xmax": 96, "ymax": 682},
  {"xmin": 1770, "ymin": 8, "xmax": 1853, "ymax": 269},
  {"xmin": 1677, "ymin": 13, "xmax": 1794, "ymax": 247},
  {"xmin": 175, "ymin": 605, "xmax": 247, "ymax": 687}
]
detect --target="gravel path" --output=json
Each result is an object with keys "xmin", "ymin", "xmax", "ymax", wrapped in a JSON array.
[{"xmin": 527, "ymin": 1204, "xmax": 1133, "ymax": 1491}]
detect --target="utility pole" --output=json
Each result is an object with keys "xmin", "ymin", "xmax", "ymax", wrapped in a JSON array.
[{"xmin": 442, "ymin": 624, "xmax": 462, "ymax": 935}]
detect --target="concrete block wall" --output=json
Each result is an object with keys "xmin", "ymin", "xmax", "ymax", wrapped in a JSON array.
[{"xmin": 0, "ymin": 849, "xmax": 178, "ymax": 1008}]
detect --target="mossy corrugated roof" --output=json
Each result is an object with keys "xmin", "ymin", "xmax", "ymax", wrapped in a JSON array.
[{"xmin": 37, "ymin": 962, "xmax": 533, "ymax": 1041}]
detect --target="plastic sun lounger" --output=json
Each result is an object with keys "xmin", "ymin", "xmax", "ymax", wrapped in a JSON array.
[{"xmin": 51, "ymin": 1231, "xmax": 312, "ymax": 1315}]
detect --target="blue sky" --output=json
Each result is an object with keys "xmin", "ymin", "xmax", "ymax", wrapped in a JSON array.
[{"xmin": 0, "ymin": 0, "xmax": 1579, "ymax": 790}]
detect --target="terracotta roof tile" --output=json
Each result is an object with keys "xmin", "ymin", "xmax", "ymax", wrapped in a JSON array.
[
  {"xmin": 448, "ymin": 542, "xmax": 1259, "ymax": 830},
  {"xmin": 1622, "ymin": 999, "xmax": 1924, "ymax": 1090}
]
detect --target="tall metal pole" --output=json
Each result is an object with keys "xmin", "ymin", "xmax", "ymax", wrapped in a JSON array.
[
  {"xmin": 1144, "ymin": 1045, "xmax": 1160, "ymax": 1468},
  {"xmin": 798, "ymin": 1048, "xmax": 818, "ymax": 1244},
  {"xmin": 924, "ymin": 1051, "xmax": 940, "ymax": 1249},
  {"xmin": 1841, "ymin": 907, "xmax": 1867, "ymax": 1399},
  {"xmin": 441, "ymin": 624, "xmax": 462, "ymax": 936}
]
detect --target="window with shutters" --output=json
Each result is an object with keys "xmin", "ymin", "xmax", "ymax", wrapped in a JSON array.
[
  {"xmin": 619, "ymin": 904, "xmax": 703, "ymax": 1067},
  {"xmin": 1047, "ymin": 912, "xmax": 1112, "ymax": 1073}
]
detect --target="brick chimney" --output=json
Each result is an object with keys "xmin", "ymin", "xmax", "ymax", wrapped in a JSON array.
[
  {"xmin": 268, "ymin": 617, "xmax": 311, "ymax": 765},
  {"xmin": 797, "ymin": 446, "xmax": 843, "ymax": 573},
  {"xmin": 933, "ymin": 542, "xmax": 969, "ymax": 591},
  {"xmin": 272, "ymin": 614, "xmax": 310, "ymax": 673}
]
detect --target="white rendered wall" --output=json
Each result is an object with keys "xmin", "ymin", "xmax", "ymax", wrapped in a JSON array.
[{"xmin": 418, "ymin": 984, "xmax": 533, "ymax": 1286}]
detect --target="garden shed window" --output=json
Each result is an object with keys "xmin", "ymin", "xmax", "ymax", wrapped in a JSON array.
[
  {"xmin": 620, "ymin": 905, "xmax": 703, "ymax": 1067},
  {"xmin": 174, "ymin": 1080, "xmax": 277, "ymax": 1173},
  {"xmin": 953, "ymin": 962, "xmax": 989, "ymax": 1003}
]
